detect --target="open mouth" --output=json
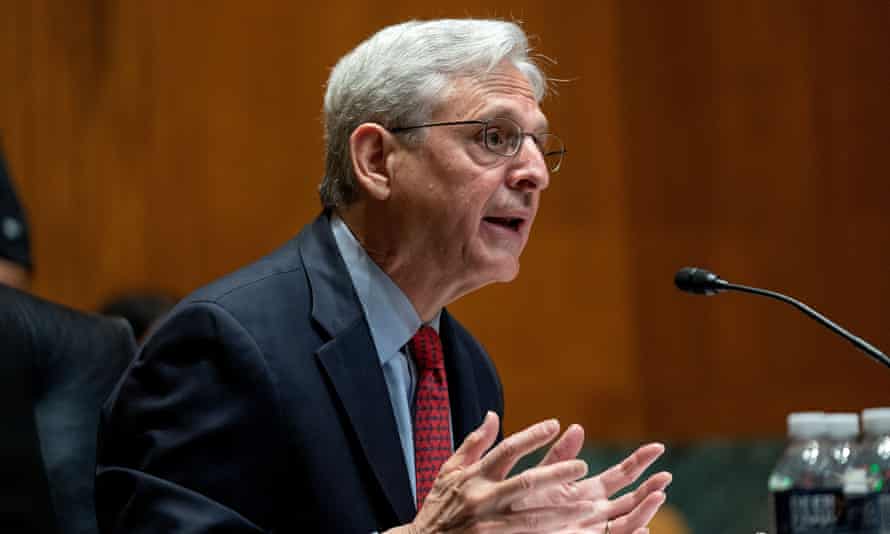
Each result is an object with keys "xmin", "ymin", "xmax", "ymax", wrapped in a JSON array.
[{"xmin": 483, "ymin": 216, "xmax": 523, "ymax": 232}]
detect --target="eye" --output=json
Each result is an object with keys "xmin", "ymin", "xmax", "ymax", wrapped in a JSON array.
[{"xmin": 485, "ymin": 127, "xmax": 506, "ymax": 148}]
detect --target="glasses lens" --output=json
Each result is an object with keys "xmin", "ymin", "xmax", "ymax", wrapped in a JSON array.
[
  {"xmin": 484, "ymin": 118, "xmax": 523, "ymax": 156},
  {"xmin": 538, "ymin": 133, "xmax": 565, "ymax": 172}
]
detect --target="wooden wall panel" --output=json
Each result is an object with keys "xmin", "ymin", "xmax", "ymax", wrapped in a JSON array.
[
  {"xmin": 619, "ymin": 0, "xmax": 890, "ymax": 439},
  {"xmin": 2, "ymin": 0, "xmax": 888, "ymax": 441}
]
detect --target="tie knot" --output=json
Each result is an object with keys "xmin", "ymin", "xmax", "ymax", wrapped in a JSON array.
[{"xmin": 409, "ymin": 325, "xmax": 444, "ymax": 371}]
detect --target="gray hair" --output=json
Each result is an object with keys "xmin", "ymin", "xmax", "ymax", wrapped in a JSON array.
[{"xmin": 320, "ymin": 19, "xmax": 548, "ymax": 208}]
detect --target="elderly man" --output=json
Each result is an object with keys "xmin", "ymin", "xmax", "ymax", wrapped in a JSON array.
[{"xmin": 96, "ymin": 19, "xmax": 670, "ymax": 533}]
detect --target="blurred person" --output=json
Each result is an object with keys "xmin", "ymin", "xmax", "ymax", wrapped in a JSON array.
[
  {"xmin": 97, "ymin": 19, "xmax": 671, "ymax": 534},
  {"xmin": 99, "ymin": 291, "xmax": 178, "ymax": 342},
  {"xmin": 0, "ymin": 145, "xmax": 32, "ymax": 291},
  {"xmin": 1, "ymin": 284, "xmax": 137, "ymax": 534},
  {"xmin": 1, "ymin": 145, "xmax": 140, "ymax": 534}
]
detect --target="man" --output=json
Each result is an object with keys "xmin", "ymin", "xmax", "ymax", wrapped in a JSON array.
[
  {"xmin": 0, "ymin": 145, "xmax": 32, "ymax": 291},
  {"xmin": 97, "ymin": 19, "xmax": 671, "ymax": 533}
]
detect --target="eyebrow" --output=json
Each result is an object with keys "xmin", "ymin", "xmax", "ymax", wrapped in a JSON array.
[{"xmin": 478, "ymin": 106, "xmax": 550, "ymax": 133}]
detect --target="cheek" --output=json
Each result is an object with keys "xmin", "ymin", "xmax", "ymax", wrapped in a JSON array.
[
  {"xmin": 454, "ymin": 187, "xmax": 501, "ymax": 245},
  {"xmin": 420, "ymin": 144, "xmax": 501, "ymax": 231},
  {"xmin": 426, "ymin": 188, "xmax": 486, "ymax": 252}
]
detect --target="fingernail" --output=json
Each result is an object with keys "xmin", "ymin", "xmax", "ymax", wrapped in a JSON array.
[
  {"xmin": 546, "ymin": 419, "xmax": 559, "ymax": 432},
  {"xmin": 573, "ymin": 459, "xmax": 589, "ymax": 477}
]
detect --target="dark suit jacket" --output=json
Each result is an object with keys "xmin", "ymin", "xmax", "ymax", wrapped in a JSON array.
[
  {"xmin": 96, "ymin": 213, "xmax": 504, "ymax": 533},
  {"xmin": 0, "ymin": 285, "xmax": 136, "ymax": 534}
]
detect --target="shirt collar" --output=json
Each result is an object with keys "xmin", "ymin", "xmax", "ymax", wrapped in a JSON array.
[{"xmin": 330, "ymin": 213, "xmax": 440, "ymax": 366}]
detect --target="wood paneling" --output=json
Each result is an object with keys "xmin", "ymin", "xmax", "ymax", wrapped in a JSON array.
[
  {"xmin": 2, "ymin": 0, "xmax": 888, "ymax": 441},
  {"xmin": 618, "ymin": 0, "xmax": 890, "ymax": 439}
]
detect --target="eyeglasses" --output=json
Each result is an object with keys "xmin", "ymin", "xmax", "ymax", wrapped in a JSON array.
[{"xmin": 389, "ymin": 116, "xmax": 566, "ymax": 173}]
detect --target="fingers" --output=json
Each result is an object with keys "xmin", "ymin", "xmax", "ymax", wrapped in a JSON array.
[
  {"xmin": 599, "ymin": 472, "xmax": 672, "ymax": 520},
  {"xmin": 479, "ymin": 419, "xmax": 561, "ymax": 480},
  {"xmin": 598, "ymin": 491, "xmax": 666, "ymax": 533},
  {"xmin": 489, "ymin": 459, "xmax": 588, "ymax": 508},
  {"xmin": 537, "ymin": 424, "xmax": 585, "ymax": 466},
  {"xmin": 510, "ymin": 478, "xmax": 585, "ymax": 512},
  {"xmin": 510, "ymin": 423, "xmax": 584, "ymax": 511},
  {"xmin": 442, "ymin": 411, "xmax": 500, "ymax": 474},
  {"xmin": 595, "ymin": 443, "xmax": 665, "ymax": 498}
]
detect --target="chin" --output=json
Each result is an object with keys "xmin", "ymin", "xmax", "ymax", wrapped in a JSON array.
[
  {"xmin": 488, "ymin": 258, "xmax": 521, "ymax": 284},
  {"xmin": 464, "ymin": 245, "xmax": 522, "ymax": 288}
]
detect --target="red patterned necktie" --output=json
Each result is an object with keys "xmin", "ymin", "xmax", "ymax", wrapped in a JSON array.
[{"xmin": 410, "ymin": 325, "xmax": 452, "ymax": 510}]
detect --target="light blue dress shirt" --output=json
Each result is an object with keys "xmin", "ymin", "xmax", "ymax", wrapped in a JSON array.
[{"xmin": 330, "ymin": 214, "xmax": 442, "ymax": 505}]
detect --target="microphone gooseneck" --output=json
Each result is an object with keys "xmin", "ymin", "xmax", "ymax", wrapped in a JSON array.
[{"xmin": 674, "ymin": 266, "xmax": 890, "ymax": 369}]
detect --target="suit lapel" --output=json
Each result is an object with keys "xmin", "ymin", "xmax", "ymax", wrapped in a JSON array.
[
  {"xmin": 440, "ymin": 310, "xmax": 486, "ymax": 448},
  {"xmin": 299, "ymin": 213, "xmax": 415, "ymax": 524},
  {"xmin": 315, "ymin": 321, "xmax": 415, "ymax": 523}
]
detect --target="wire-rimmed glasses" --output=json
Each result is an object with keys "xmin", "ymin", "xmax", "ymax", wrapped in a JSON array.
[{"xmin": 389, "ymin": 116, "xmax": 567, "ymax": 173}]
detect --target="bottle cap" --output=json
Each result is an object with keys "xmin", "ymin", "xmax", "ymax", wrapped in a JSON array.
[
  {"xmin": 862, "ymin": 408, "xmax": 890, "ymax": 435},
  {"xmin": 788, "ymin": 411, "xmax": 826, "ymax": 439},
  {"xmin": 826, "ymin": 413, "xmax": 859, "ymax": 439}
]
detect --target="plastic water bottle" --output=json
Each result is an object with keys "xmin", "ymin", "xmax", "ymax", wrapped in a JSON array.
[
  {"xmin": 769, "ymin": 412, "xmax": 835, "ymax": 533},
  {"xmin": 857, "ymin": 408, "xmax": 890, "ymax": 533},
  {"xmin": 826, "ymin": 413, "xmax": 878, "ymax": 533}
]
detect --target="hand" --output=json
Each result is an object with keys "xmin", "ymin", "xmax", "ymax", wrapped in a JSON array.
[
  {"xmin": 386, "ymin": 412, "xmax": 600, "ymax": 533},
  {"xmin": 512, "ymin": 424, "xmax": 672, "ymax": 534}
]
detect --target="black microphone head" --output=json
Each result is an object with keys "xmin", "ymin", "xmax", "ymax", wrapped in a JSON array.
[{"xmin": 674, "ymin": 267, "xmax": 727, "ymax": 296}]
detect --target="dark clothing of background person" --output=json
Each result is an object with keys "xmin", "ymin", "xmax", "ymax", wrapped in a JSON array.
[
  {"xmin": 0, "ymin": 146, "xmax": 31, "ymax": 271},
  {"xmin": 0, "ymin": 145, "xmax": 33, "ymax": 290},
  {"xmin": 0, "ymin": 285, "xmax": 137, "ymax": 534},
  {"xmin": 96, "ymin": 213, "xmax": 504, "ymax": 533},
  {"xmin": 99, "ymin": 292, "xmax": 178, "ymax": 342}
]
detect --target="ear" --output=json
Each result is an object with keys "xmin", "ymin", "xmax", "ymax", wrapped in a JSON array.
[{"xmin": 349, "ymin": 123, "xmax": 396, "ymax": 201}]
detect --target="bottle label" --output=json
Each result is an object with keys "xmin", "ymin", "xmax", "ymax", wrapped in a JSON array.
[
  {"xmin": 771, "ymin": 489, "xmax": 882, "ymax": 533},
  {"xmin": 880, "ymin": 493, "xmax": 890, "ymax": 534},
  {"xmin": 836, "ymin": 493, "xmax": 881, "ymax": 534}
]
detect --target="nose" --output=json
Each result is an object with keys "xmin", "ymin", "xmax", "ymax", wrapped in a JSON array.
[{"xmin": 507, "ymin": 136, "xmax": 550, "ymax": 191}]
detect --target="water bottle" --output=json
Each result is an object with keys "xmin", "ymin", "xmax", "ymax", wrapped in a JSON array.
[
  {"xmin": 826, "ymin": 413, "xmax": 878, "ymax": 533},
  {"xmin": 769, "ymin": 411, "xmax": 835, "ymax": 533},
  {"xmin": 857, "ymin": 407, "xmax": 890, "ymax": 533}
]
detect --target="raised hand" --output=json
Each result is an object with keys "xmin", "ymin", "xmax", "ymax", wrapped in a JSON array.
[
  {"xmin": 386, "ymin": 412, "xmax": 601, "ymax": 534},
  {"xmin": 512, "ymin": 424, "xmax": 671, "ymax": 533}
]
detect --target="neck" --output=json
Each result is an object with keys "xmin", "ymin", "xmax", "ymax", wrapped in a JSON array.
[{"xmin": 336, "ymin": 204, "xmax": 469, "ymax": 322}]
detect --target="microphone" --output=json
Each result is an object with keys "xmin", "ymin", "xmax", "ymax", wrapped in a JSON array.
[
  {"xmin": 674, "ymin": 267, "xmax": 729, "ymax": 295},
  {"xmin": 674, "ymin": 266, "xmax": 890, "ymax": 369}
]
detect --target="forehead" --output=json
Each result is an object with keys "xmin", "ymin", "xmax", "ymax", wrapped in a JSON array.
[{"xmin": 438, "ymin": 63, "xmax": 548, "ymax": 130}]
